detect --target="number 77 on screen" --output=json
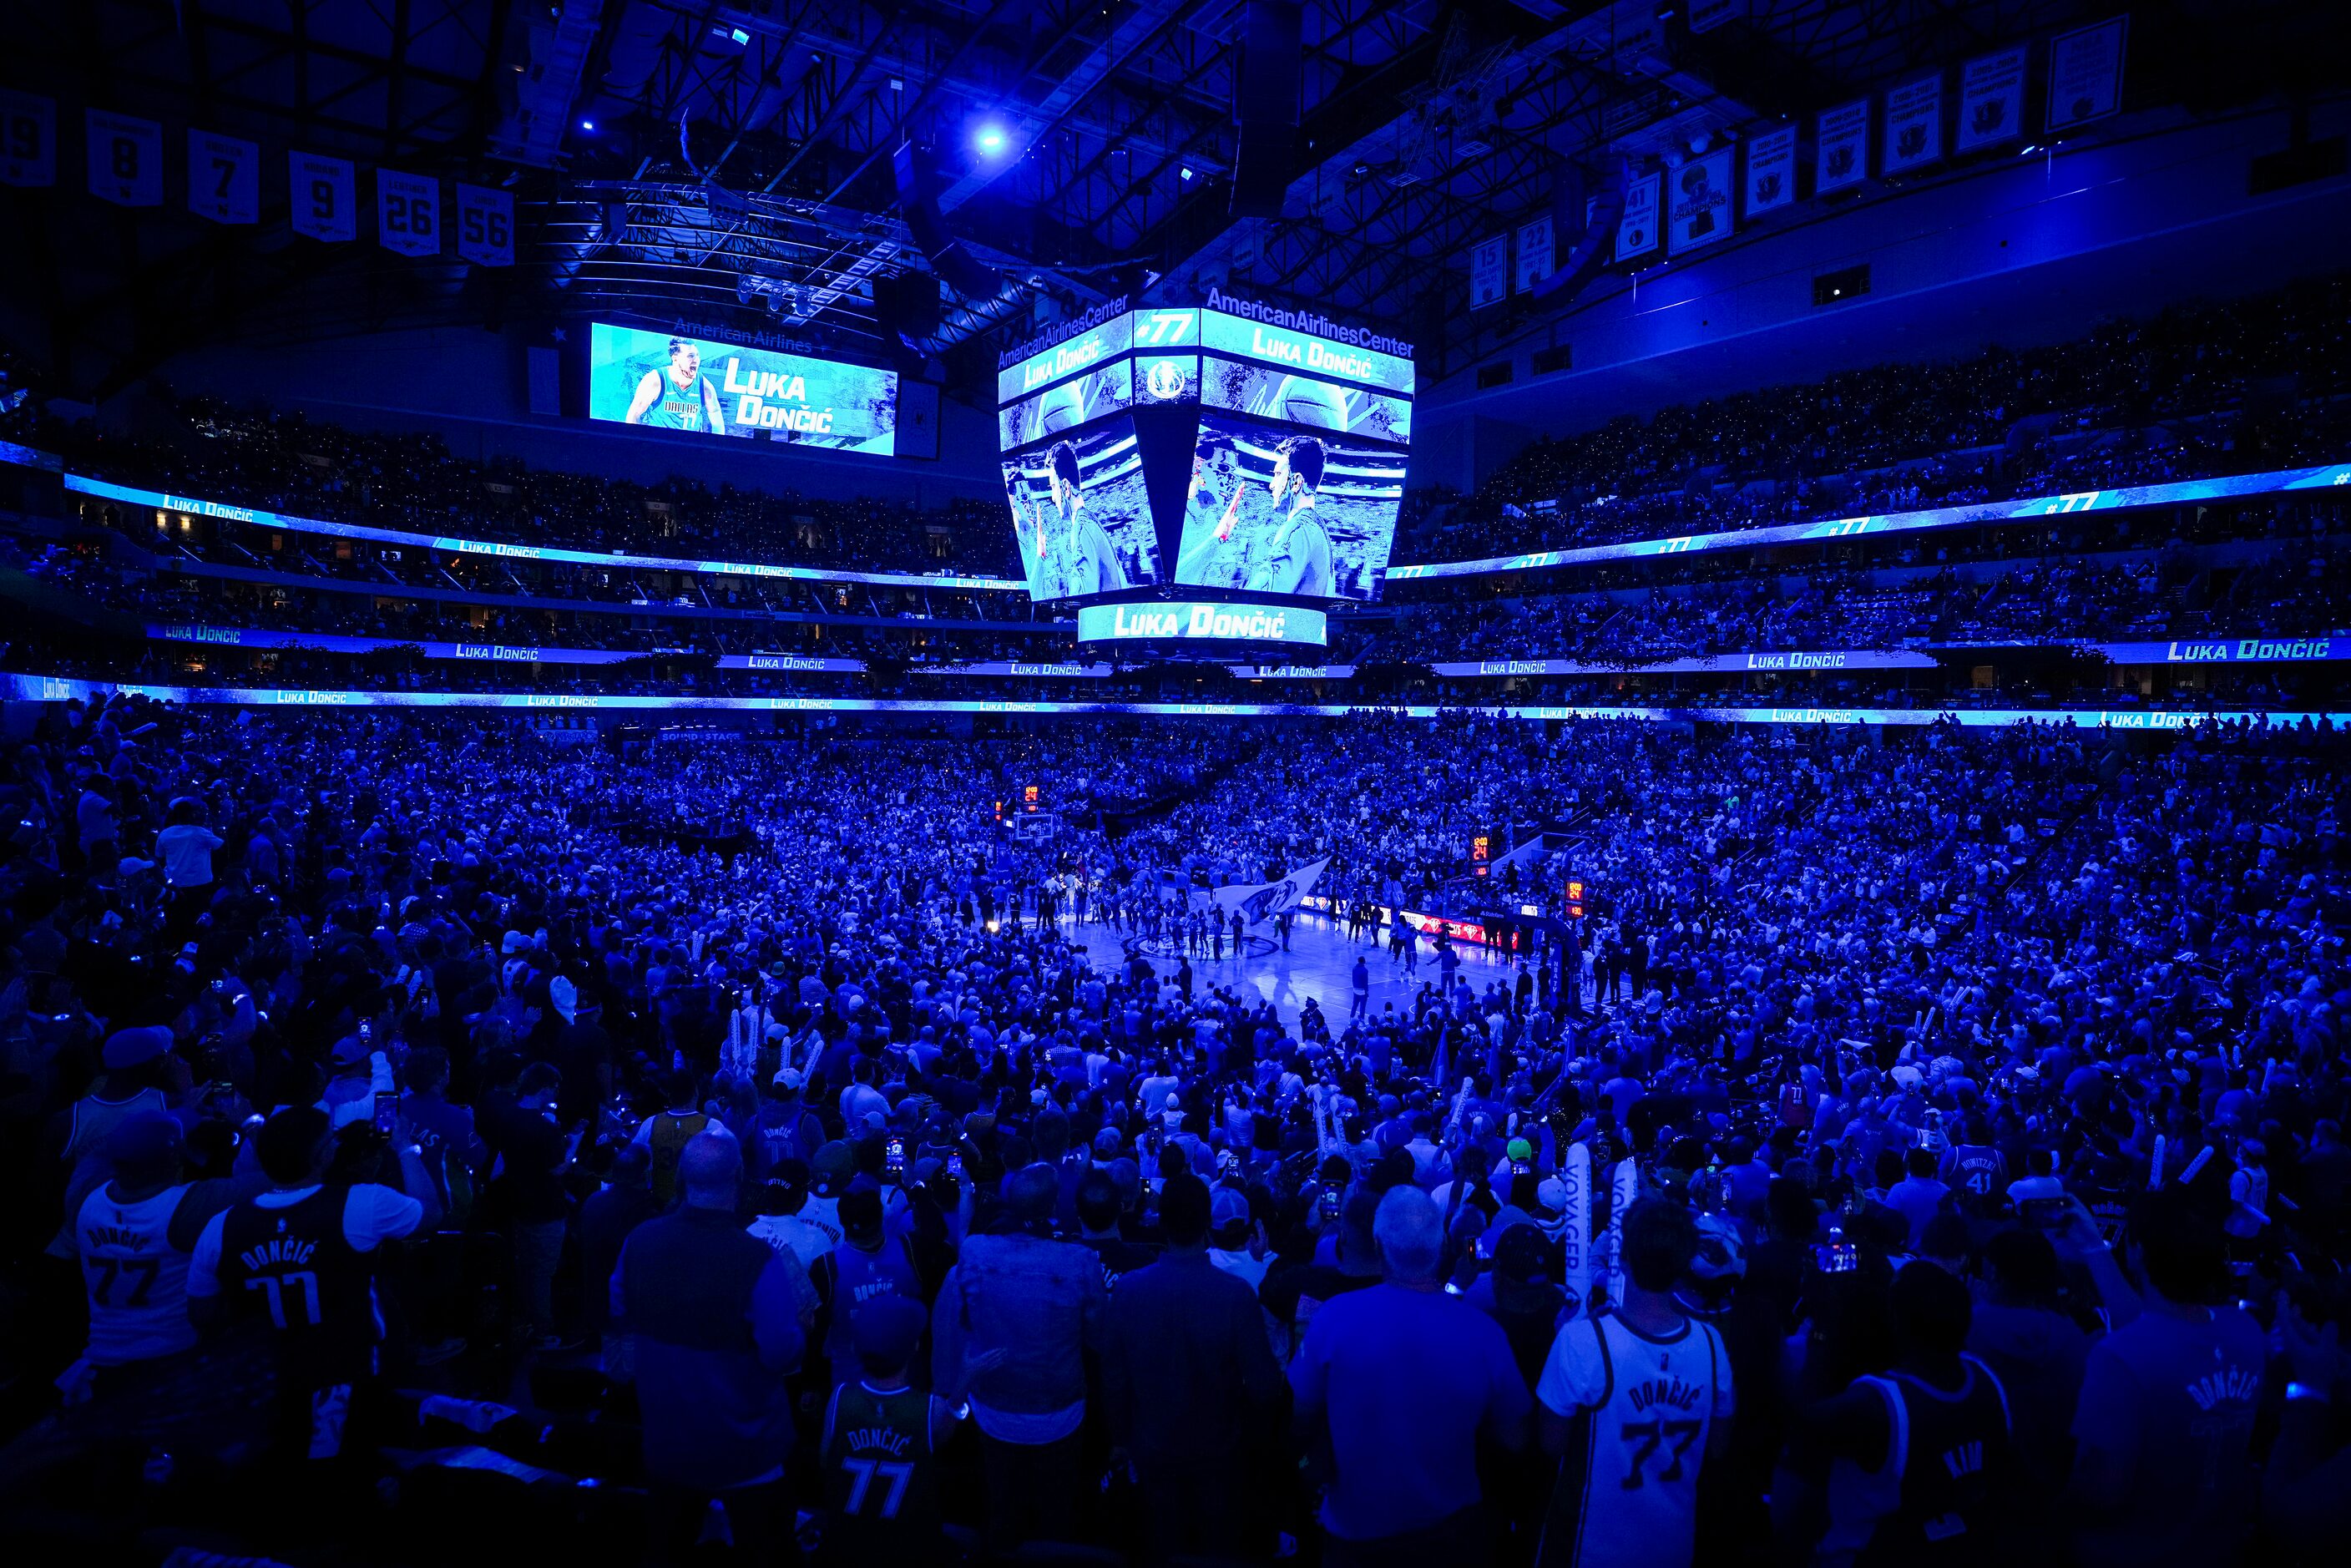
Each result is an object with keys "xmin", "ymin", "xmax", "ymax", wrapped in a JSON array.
[{"xmin": 1132, "ymin": 310, "xmax": 1196, "ymax": 346}]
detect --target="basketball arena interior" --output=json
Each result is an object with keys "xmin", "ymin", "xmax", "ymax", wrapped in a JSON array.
[{"xmin": 3, "ymin": 3, "xmax": 2351, "ymax": 1565}]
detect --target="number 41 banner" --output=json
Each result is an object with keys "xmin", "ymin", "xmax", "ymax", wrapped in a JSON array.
[
  {"xmin": 455, "ymin": 182, "xmax": 513, "ymax": 266},
  {"xmin": 377, "ymin": 169, "xmax": 440, "ymax": 257}
]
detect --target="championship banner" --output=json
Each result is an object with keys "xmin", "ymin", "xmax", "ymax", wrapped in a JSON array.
[
  {"xmin": 1469, "ymin": 234, "xmax": 1508, "ymax": 309},
  {"xmin": 1666, "ymin": 145, "xmax": 1734, "ymax": 254},
  {"xmin": 0, "ymin": 89, "xmax": 56, "ymax": 187},
  {"xmin": 377, "ymin": 169, "xmax": 440, "ymax": 257},
  {"xmin": 86, "ymin": 109, "xmax": 163, "ymax": 206},
  {"xmin": 1560, "ymin": 1140, "xmax": 1593, "ymax": 1316},
  {"xmin": 1883, "ymin": 75, "xmax": 1944, "ymax": 174},
  {"xmin": 290, "ymin": 152, "xmax": 356, "ymax": 241},
  {"xmin": 2048, "ymin": 16, "xmax": 2127, "ymax": 133},
  {"xmin": 1815, "ymin": 99, "xmax": 1869, "ymax": 193},
  {"xmin": 1615, "ymin": 171, "xmax": 1661, "ymax": 260},
  {"xmin": 1514, "ymin": 214, "xmax": 1554, "ymax": 295},
  {"xmin": 455, "ymin": 182, "xmax": 514, "ymax": 266},
  {"xmin": 1203, "ymin": 853, "xmax": 1331, "ymax": 928},
  {"xmin": 1955, "ymin": 44, "xmax": 2029, "ymax": 153},
  {"xmin": 186, "ymin": 130, "xmax": 259, "ymax": 225},
  {"xmin": 1743, "ymin": 124, "xmax": 1796, "ymax": 215}
]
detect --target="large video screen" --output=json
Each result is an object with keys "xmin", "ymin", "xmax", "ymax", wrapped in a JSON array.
[
  {"xmin": 1201, "ymin": 357, "xmax": 1412, "ymax": 444},
  {"xmin": 1172, "ymin": 412, "xmax": 1406, "ymax": 601},
  {"xmin": 589, "ymin": 323, "xmax": 897, "ymax": 454},
  {"xmin": 1000, "ymin": 415, "xmax": 1162, "ymax": 602},
  {"xmin": 995, "ymin": 361, "xmax": 1135, "ymax": 450}
]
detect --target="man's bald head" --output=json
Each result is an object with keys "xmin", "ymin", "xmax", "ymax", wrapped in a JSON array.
[{"xmin": 680, "ymin": 1131, "xmax": 742, "ymax": 1208}]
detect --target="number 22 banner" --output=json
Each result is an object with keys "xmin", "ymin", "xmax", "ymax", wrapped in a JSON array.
[{"xmin": 377, "ymin": 169, "xmax": 439, "ymax": 257}]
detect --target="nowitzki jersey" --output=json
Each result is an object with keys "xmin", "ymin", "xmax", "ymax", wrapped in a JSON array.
[
  {"xmin": 78, "ymin": 1182, "xmax": 196, "ymax": 1366},
  {"xmin": 1534, "ymin": 1313, "xmax": 1733, "ymax": 1568}
]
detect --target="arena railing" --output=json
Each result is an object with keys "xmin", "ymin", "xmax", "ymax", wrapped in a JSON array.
[{"xmin": 9, "ymin": 673, "xmax": 2347, "ymax": 734}]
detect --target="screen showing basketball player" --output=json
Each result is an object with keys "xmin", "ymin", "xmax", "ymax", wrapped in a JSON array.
[
  {"xmin": 587, "ymin": 322, "xmax": 898, "ymax": 455},
  {"xmin": 999, "ymin": 414, "xmax": 1162, "ymax": 602},
  {"xmin": 1171, "ymin": 412, "xmax": 1405, "ymax": 602}
]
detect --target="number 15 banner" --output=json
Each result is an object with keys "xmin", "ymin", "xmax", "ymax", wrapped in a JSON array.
[
  {"xmin": 455, "ymin": 182, "xmax": 513, "ymax": 266},
  {"xmin": 290, "ymin": 151, "xmax": 356, "ymax": 241},
  {"xmin": 377, "ymin": 169, "xmax": 440, "ymax": 257}
]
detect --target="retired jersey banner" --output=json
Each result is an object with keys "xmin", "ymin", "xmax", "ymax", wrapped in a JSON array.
[
  {"xmin": 1816, "ymin": 99, "xmax": 1869, "ymax": 194},
  {"xmin": 2049, "ymin": 16, "xmax": 2127, "ymax": 133},
  {"xmin": 1469, "ymin": 233, "xmax": 1508, "ymax": 309},
  {"xmin": 0, "ymin": 89, "xmax": 56, "ymax": 187},
  {"xmin": 1514, "ymin": 214, "xmax": 1554, "ymax": 294},
  {"xmin": 86, "ymin": 109, "xmax": 162, "ymax": 206},
  {"xmin": 455, "ymin": 182, "xmax": 514, "ymax": 266},
  {"xmin": 377, "ymin": 169, "xmax": 440, "ymax": 257},
  {"xmin": 1883, "ymin": 75, "xmax": 1944, "ymax": 173},
  {"xmin": 1743, "ymin": 124, "xmax": 1796, "ymax": 215},
  {"xmin": 186, "ymin": 130, "xmax": 259, "ymax": 224},
  {"xmin": 1615, "ymin": 171, "xmax": 1661, "ymax": 260},
  {"xmin": 290, "ymin": 152, "xmax": 356, "ymax": 241},
  {"xmin": 1956, "ymin": 44, "xmax": 2030, "ymax": 152},
  {"xmin": 1667, "ymin": 145, "xmax": 1734, "ymax": 254}
]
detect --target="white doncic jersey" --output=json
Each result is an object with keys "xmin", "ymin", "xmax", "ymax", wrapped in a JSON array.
[
  {"xmin": 1534, "ymin": 1312, "xmax": 1733, "ymax": 1568},
  {"xmin": 77, "ymin": 1181, "xmax": 197, "ymax": 1366}
]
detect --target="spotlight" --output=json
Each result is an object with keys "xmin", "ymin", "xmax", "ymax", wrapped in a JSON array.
[
  {"xmin": 580, "ymin": 119, "xmax": 595, "ymax": 131},
  {"xmin": 729, "ymin": 27, "xmax": 751, "ymax": 45},
  {"xmin": 975, "ymin": 124, "xmax": 1008, "ymax": 154},
  {"xmin": 1180, "ymin": 166, "xmax": 1195, "ymax": 181}
]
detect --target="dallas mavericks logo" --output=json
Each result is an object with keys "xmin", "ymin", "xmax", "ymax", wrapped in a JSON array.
[
  {"xmin": 1238, "ymin": 879, "xmax": 1297, "ymax": 926},
  {"xmin": 1146, "ymin": 361, "xmax": 1187, "ymax": 400}
]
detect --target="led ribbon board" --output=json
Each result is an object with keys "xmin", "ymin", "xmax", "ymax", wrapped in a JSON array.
[
  {"xmin": 63, "ymin": 474, "xmax": 1022, "ymax": 590},
  {"xmin": 1075, "ymin": 599, "xmax": 1328, "ymax": 647},
  {"xmin": 1388, "ymin": 461, "xmax": 2351, "ymax": 580},
  {"xmin": 13, "ymin": 673, "xmax": 2342, "ymax": 733}
]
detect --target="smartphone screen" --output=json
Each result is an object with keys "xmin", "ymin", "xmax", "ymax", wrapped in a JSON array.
[
  {"xmin": 885, "ymin": 1136, "xmax": 906, "ymax": 1174},
  {"xmin": 372, "ymin": 1090, "xmax": 400, "ymax": 1136}
]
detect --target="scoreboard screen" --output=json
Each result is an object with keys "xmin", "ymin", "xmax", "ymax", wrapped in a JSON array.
[
  {"xmin": 589, "ymin": 323, "xmax": 897, "ymax": 453},
  {"xmin": 1172, "ymin": 412, "xmax": 1407, "ymax": 601},
  {"xmin": 1000, "ymin": 414, "xmax": 1163, "ymax": 601},
  {"xmin": 995, "ymin": 296, "xmax": 1412, "ymax": 604}
]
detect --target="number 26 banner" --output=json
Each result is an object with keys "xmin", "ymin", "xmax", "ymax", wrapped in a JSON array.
[{"xmin": 377, "ymin": 169, "xmax": 440, "ymax": 257}]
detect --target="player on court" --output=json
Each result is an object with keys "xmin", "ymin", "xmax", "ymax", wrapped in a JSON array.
[
  {"xmin": 623, "ymin": 336, "xmax": 729, "ymax": 433},
  {"xmin": 1535, "ymin": 1200, "xmax": 1732, "ymax": 1568}
]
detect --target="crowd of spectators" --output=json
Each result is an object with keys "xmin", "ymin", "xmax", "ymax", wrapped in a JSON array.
[
  {"xmin": 1408, "ymin": 272, "xmax": 2351, "ymax": 561},
  {"xmin": 3, "ymin": 696, "xmax": 2349, "ymax": 1568}
]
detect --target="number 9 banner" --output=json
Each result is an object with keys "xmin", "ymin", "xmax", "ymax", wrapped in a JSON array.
[
  {"xmin": 377, "ymin": 169, "xmax": 440, "ymax": 257},
  {"xmin": 86, "ymin": 108, "xmax": 163, "ymax": 207},
  {"xmin": 290, "ymin": 151, "xmax": 356, "ymax": 241},
  {"xmin": 0, "ymin": 89, "xmax": 57, "ymax": 187},
  {"xmin": 455, "ymin": 182, "xmax": 514, "ymax": 267}
]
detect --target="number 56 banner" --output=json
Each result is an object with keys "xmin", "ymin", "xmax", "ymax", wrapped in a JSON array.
[
  {"xmin": 455, "ymin": 182, "xmax": 513, "ymax": 266},
  {"xmin": 377, "ymin": 169, "xmax": 439, "ymax": 257}
]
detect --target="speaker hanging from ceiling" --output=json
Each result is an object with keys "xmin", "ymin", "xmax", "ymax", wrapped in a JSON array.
[
  {"xmin": 892, "ymin": 140, "xmax": 1004, "ymax": 301},
  {"xmin": 1229, "ymin": 1, "xmax": 1303, "ymax": 219},
  {"xmin": 1529, "ymin": 163, "xmax": 1625, "ymax": 308}
]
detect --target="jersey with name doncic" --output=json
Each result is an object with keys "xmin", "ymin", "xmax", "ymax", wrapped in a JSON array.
[
  {"xmin": 78, "ymin": 1181, "xmax": 197, "ymax": 1366},
  {"xmin": 1534, "ymin": 1310, "xmax": 1734, "ymax": 1568}
]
